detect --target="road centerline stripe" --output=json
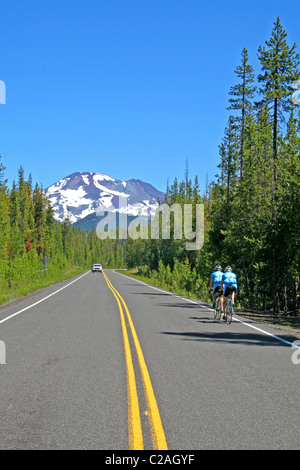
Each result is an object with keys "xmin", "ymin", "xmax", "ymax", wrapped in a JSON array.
[
  {"xmin": 103, "ymin": 271, "xmax": 168, "ymax": 450},
  {"xmin": 103, "ymin": 272, "xmax": 143, "ymax": 450}
]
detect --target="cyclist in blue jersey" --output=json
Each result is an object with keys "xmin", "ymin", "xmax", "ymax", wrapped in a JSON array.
[
  {"xmin": 209, "ymin": 265, "xmax": 224, "ymax": 308},
  {"xmin": 221, "ymin": 266, "xmax": 237, "ymax": 314}
]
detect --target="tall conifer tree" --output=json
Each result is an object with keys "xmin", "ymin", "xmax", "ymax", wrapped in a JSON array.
[
  {"xmin": 257, "ymin": 17, "xmax": 300, "ymax": 183},
  {"xmin": 257, "ymin": 17, "xmax": 300, "ymax": 310},
  {"xmin": 228, "ymin": 48, "xmax": 256, "ymax": 176}
]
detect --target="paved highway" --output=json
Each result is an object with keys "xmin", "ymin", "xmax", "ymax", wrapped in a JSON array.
[{"xmin": 0, "ymin": 269, "xmax": 299, "ymax": 450}]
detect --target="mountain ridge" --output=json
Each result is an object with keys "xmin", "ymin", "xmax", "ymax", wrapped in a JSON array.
[{"xmin": 46, "ymin": 171, "xmax": 165, "ymax": 225}]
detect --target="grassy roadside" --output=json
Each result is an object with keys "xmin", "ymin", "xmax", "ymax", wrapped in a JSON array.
[
  {"xmin": 115, "ymin": 269, "xmax": 300, "ymax": 337},
  {"xmin": 0, "ymin": 266, "xmax": 87, "ymax": 307}
]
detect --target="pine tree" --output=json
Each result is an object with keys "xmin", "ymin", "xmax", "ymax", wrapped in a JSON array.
[
  {"xmin": 277, "ymin": 108, "xmax": 300, "ymax": 310},
  {"xmin": 62, "ymin": 213, "xmax": 74, "ymax": 262},
  {"xmin": 9, "ymin": 181, "xmax": 25, "ymax": 259},
  {"xmin": 218, "ymin": 115, "xmax": 239, "ymax": 218},
  {"xmin": 33, "ymin": 183, "xmax": 47, "ymax": 257},
  {"xmin": 44, "ymin": 200, "xmax": 56, "ymax": 256},
  {"xmin": 230, "ymin": 106, "xmax": 273, "ymax": 308},
  {"xmin": 0, "ymin": 157, "xmax": 10, "ymax": 260},
  {"xmin": 228, "ymin": 48, "xmax": 256, "ymax": 176},
  {"xmin": 258, "ymin": 17, "xmax": 300, "ymax": 183},
  {"xmin": 0, "ymin": 155, "xmax": 7, "ymax": 189},
  {"xmin": 257, "ymin": 17, "xmax": 300, "ymax": 310}
]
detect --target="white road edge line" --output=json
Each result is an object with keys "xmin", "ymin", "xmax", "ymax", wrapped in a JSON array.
[
  {"xmin": 114, "ymin": 271, "xmax": 300, "ymax": 347},
  {"xmin": 232, "ymin": 316, "xmax": 299, "ymax": 346},
  {"xmin": 0, "ymin": 271, "xmax": 90, "ymax": 325}
]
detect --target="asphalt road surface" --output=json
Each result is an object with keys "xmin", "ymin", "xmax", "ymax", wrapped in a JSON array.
[{"xmin": 0, "ymin": 269, "xmax": 299, "ymax": 450}]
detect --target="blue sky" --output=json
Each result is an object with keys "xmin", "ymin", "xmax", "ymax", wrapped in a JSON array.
[{"xmin": 1, "ymin": 0, "xmax": 300, "ymax": 193}]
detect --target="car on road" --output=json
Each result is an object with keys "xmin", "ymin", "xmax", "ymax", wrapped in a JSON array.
[{"xmin": 92, "ymin": 263, "xmax": 103, "ymax": 273}]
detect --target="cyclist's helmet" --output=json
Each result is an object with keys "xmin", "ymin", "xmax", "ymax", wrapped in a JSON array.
[
  {"xmin": 225, "ymin": 266, "xmax": 232, "ymax": 272},
  {"xmin": 214, "ymin": 265, "xmax": 222, "ymax": 271}
]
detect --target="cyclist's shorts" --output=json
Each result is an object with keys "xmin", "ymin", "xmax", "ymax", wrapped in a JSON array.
[
  {"xmin": 214, "ymin": 286, "xmax": 222, "ymax": 295},
  {"xmin": 224, "ymin": 285, "xmax": 236, "ymax": 297}
]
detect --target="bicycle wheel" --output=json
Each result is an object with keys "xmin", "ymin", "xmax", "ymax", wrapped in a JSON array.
[
  {"xmin": 227, "ymin": 299, "xmax": 233, "ymax": 324},
  {"xmin": 213, "ymin": 299, "xmax": 217, "ymax": 319},
  {"xmin": 216, "ymin": 297, "xmax": 222, "ymax": 320}
]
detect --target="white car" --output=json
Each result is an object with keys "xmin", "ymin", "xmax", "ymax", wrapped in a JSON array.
[{"xmin": 92, "ymin": 263, "xmax": 103, "ymax": 273}]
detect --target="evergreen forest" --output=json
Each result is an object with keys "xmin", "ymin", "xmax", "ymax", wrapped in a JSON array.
[
  {"xmin": 0, "ymin": 163, "xmax": 125, "ymax": 303},
  {"xmin": 0, "ymin": 17, "xmax": 299, "ymax": 316}
]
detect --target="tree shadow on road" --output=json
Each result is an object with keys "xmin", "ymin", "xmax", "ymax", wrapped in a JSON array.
[{"xmin": 160, "ymin": 330, "xmax": 297, "ymax": 348}]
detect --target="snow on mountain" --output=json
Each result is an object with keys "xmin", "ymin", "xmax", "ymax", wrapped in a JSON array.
[{"xmin": 46, "ymin": 172, "xmax": 165, "ymax": 224}]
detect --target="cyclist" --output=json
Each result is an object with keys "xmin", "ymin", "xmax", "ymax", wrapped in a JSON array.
[
  {"xmin": 209, "ymin": 265, "xmax": 224, "ymax": 308},
  {"xmin": 221, "ymin": 266, "xmax": 237, "ymax": 315}
]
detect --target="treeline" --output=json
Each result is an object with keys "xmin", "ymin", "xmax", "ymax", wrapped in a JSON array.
[
  {"xmin": 125, "ymin": 18, "xmax": 300, "ymax": 314},
  {"xmin": 0, "ymin": 163, "xmax": 124, "ymax": 302}
]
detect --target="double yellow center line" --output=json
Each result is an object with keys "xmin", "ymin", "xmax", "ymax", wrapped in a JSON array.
[{"xmin": 103, "ymin": 271, "xmax": 168, "ymax": 451}]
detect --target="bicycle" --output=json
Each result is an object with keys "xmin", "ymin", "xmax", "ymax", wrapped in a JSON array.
[
  {"xmin": 224, "ymin": 292, "xmax": 234, "ymax": 324},
  {"xmin": 214, "ymin": 290, "xmax": 222, "ymax": 321}
]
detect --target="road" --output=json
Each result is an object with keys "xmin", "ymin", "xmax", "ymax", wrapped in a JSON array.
[{"xmin": 0, "ymin": 269, "xmax": 299, "ymax": 450}]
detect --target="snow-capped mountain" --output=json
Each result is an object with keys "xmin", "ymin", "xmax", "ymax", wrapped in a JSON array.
[{"xmin": 46, "ymin": 172, "xmax": 165, "ymax": 224}]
